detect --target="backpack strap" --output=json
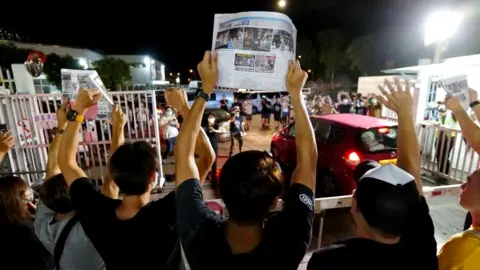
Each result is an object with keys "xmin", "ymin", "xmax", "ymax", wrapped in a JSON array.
[{"xmin": 54, "ymin": 215, "xmax": 79, "ymax": 269}]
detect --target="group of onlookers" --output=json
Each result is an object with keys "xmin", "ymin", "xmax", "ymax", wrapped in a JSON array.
[
  {"xmin": 310, "ymin": 92, "xmax": 383, "ymax": 117},
  {"xmin": 0, "ymin": 51, "xmax": 479, "ymax": 270}
]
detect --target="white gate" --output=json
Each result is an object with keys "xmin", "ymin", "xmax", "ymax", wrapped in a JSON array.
[{"xmin": 0, "ymin": 91, "xmax": 165, "ymax": 188}]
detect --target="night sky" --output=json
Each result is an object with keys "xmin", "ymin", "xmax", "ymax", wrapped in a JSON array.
[{"xmin": 10, "ymin": 0, "xmax": 467, "ymax": 75}]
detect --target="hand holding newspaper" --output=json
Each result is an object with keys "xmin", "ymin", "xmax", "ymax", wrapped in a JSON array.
[
  {"xmin": 439, "ymin": 74, "xmax": 470, "ymax": 112},
  {"xmin": 61, "ymin": 69, "xmax": 113, "ymax": 119},
  {"xmin": 212, "ymin": 11, "xmax": 297, "ymax": 91}
]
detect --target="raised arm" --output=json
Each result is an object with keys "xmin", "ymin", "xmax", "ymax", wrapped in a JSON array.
[
  {"xmin": 45, "ymin": 102, "xmax": 68, "ymax": 179},
  {"xmin": 445, "ymin": 90, "xmax": 480, "ymax": 154},
  {"xmin": 175, "ymin": 51, "xmax": 217, "ymax": 187},
  {"xmin": 287, "ymin": 60, "xmax": 318, "ymax": 191},
  {"xmin": 102, "ymin": 105, "xmax": 126, "ymax": 199},
  {"xmin": 0, "ymin": 132, "xmax": 14, "ymax": 164},
  {"xmin": 378, "ymin": 78, "xmax": 423, "ymax": 195},
  {"xmin": 58, "ymin": 89, "xmax": 102, "ymax": 186},
  {"xmin": 166, "ymin": 88, "xmax": 215, "ymax": 184}
]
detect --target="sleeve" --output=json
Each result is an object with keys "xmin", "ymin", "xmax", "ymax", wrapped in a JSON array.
[
  {"xmin": 176, "ymin": 179, "xmax": 221, "ymax": 246},
  {"xmin": 273, "ymin": 183, "xmax": 314, "ymax": 264},
  {"xmin": 438, "ymin": 234, "xmax": 478, "ymax": 270},
  {"xmin": 150, "ymin": 191, "xmax": 177, "ymax": 227},
  {"xmin": 401, "ymin": 196, "xmax": 438, "ymax": 268},
  {"xmin": 34, "ymin": 202, "xmax": 54, "ymax": 236}
]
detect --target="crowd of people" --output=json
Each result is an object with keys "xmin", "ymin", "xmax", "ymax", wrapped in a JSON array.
[{"xmin": 0, "ymin": 51, "xmax": 479, "ymax": 270}]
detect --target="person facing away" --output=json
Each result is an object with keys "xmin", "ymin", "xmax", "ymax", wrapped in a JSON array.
[
  {"xmin": 57, "ymin": 90, "xmax": 181, "ymax": 270},
  {"xmin": 308, "ymin": 78, "xmax": 438, "ymax": 270},
  {"xmin": 175, "ymin": 53, "xmax": 317, "ymax": 270},
  {"xmin": 220, "ymin": 95, "xmax": 229, "ymax": 111}
]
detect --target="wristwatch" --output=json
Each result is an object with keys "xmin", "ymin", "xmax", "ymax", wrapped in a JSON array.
[
  {"xmin": 470, "ymin": 100, "xmax": 480, "ymax": 109},
  {"xmin": 52, "ymin": 127, "xmax": 64, "ymax": 135},
  {"xmin": 195, "ymin": 89, "xmax": 210, "ymax": 102},
  {"xmin": 66, "ymin": 110, "xmax": 85, "ymax": 123}
]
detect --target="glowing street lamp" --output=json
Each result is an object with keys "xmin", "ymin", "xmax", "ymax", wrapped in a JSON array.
[
  {"xmin": 278, "ymin": 0, "xmax": 286, "ymax": 8},
  {"xmin": 189, "ymin": 69, "xmax": 194, "ymax": 73},
  {"xmin": 175, "ymin": 77, "xmax": 180, "ymax": 84},
  {"xmin": 298, "ymin": 55, "xmax": 302, "ymax": 59},
  {"xmin": 424, "ymin": 10, "xmax": 463, "ymax": 63}
]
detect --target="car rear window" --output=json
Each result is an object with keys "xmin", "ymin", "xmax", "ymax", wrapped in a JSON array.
[{"xmin": 359, "ymin": 127, "xmax": 397, "ymax": 152}]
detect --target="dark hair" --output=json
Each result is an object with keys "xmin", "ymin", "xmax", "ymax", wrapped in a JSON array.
[
  {"xmin": 208, "ymin": 112, "xmax": 216, "ymax": 118},
  {"xmin": 109, "ymin": 141, "xmax": 158, "ymax": 195},
  {"xmin": 39, "ymin": 174, "xmax": 73, "ymax": 214},
  {"xmin": 0, "ymin": 176, "xmax": 29, "ymax": 225},
  {"xmin": 219, "ymin": 151, "xmax": 283, "ymax": 225}
]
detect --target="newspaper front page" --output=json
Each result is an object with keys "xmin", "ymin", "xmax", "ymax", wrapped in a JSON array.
[
  {"xmin": 439, "ymin": 74, "xmax": 470, "ymax": 112},
  {"xmin": 212, "ymin": 12, "xmax": 297, "ymax": 91}
]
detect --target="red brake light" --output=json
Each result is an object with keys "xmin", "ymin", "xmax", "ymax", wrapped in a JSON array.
[
  {"xmin": 378, "ymin": 128, "xmax": 389, "ymax": 134},
  {"xmin": 347, "ymin": 151, "xmax": 360, "ymax": 162}
]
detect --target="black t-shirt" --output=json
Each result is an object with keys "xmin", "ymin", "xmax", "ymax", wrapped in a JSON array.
[
  {"xmin": 1, "ymin": 222, "xmax": 52, "ymax": 270},
  {"xmin": 204, "ymin": 124, "xmax": 219, "ymax": 148},
  {"xmin": 261, "ymin": 100, "xmax": 272, "ymax": 114},
  {"xmin": 220, "ymin": 100, "xmax": 228, "ymax": 111},
  {"xmin": 273, "ymin": 103, "xmax": 282, "ymax": 116},
  {"xmin": 176, "ymin": 179, "xmax": 314, "ymax": 270},
  {"xmin": 337, "ymin": 104, "xmax": 352, "ymax": 114},
  {"xmin": 307, "ymin": 197, "xmax": 438, "ymax": 270},
  {"xmin": 355, "ymin": 106, "xmax": 367, "ymax": 115},
  {"xmin": 69, "ymin": 178, "xmax": 178, "ymax": 270}
]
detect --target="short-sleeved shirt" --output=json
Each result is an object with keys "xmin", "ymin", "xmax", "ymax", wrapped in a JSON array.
[
  {"xmin": 34, "ymin": 203, "xmax": 105, "ymax": 270},
  {"xmin": 204, "ymin": 124, "xmax": 219, "ymax": 149},
  {"xmin": 308, "ymin": 196, "xmax": 438, "ymax": 270},
  {"xmin": 230, "ymin": 117, "xmax": 243, "ymax": 135},
  {"xmin": 438, "ymin": 227, "xmax": 480, "ymax": 270},
  {"xmin": 69, "ymin": 178, "xmax": 177, "ymax": 270},
  {"xmin": 176, "ymin": 179, "xmax": 314, "ymax": 270}
]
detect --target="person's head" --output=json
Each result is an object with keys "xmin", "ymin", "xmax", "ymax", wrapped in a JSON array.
[
  {"xmin": 359, "ymin": 101, "xmax": 365, "ymax": 107},
  {"xmin": 139, "ymin": 102, "xmax": 145, "ymax": 108},
  {"xmin": 370, "ymin": 97, "xmax": 378, "ymax": 106},
  {"xmin": 460, "ymin": 169, "xmax": 480, "ymax": 213},
  {"xmin": 109, "ymin": 141, "xmax": 159, "ymax": 196},
  {"xmin": 438, "ymin": 104, "xmax": 448, "ymax": 116},
  {"xmin": 351, "ymin": 161, "xmax": 420, "ymax": 239},
  {"xmin": 165, "ymin": 106, "xmax": 173, "ymax": 117},
  {"xmin": 0, "ymin": 176, "xmax": 33, "ymax": 225},
  {"xmin": 39, "ymin": 174, "xmax": 73, "ymax": 214},
  {"xmin": 277, "ymin": 97, "xmax": 281, "ymax": 103},
  {"xmin": 219, "ymin": 151, "xmax": 283, "ymax": 225},
  {"xmin": 207, "ymin": 112, "xmax": 216, "ymax": 125}
]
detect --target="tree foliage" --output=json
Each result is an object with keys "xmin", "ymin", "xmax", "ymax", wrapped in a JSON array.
[
  {"xmin": 296, "ymin": 37, "xmax": 317, "ymax": 73},
  {"xmin": 317, "ymin": 30, "xmax": 349, "ymax": 84},
  {"xmin": 93, "ymin": 57, "xmax": 131, "ymax": 90},
  {"xmin": 43, "ymin": 53, "xmax": 83, "ymax": 88},
  {"xmin": 0, "ymin": 42, "xmax": 30, "ymax": 70}
]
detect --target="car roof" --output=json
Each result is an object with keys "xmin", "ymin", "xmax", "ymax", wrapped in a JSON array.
[{"xmin": 311, "ymin": 114, "xmax": 397, "ymax": 129}]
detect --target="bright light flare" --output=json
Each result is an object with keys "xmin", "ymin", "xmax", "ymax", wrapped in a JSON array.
[
  {"xmin": 424, "ymin": 10, "xmax": 463, "ymax": 46},
  {"xmin": 278, "ymin": 0, "xmax": 286, "ymax": 8}
]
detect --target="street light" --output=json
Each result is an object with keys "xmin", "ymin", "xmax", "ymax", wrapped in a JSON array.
[
  {"xmin": 169, "ymin": 72, "xmax": 173, "ymax": 76},
  {"xmin": 307, "ymin": 69, "xmax": 312, "ymax": 73},
  {"xmin": 278, "ymin": 0, "xmax": 286, "ymax": 8},
  {"xmin": 424, "ymin": 10, "xmax": 463, "ymax": 63},
  {"xmin": 298, "ymin": 55, "xmax": 302, "ymax": 59},
  {"xmin": 175, "ymin": 77, "xmax": 180, "ymax": 84},
  {"xmin": 189, "ymin": 69, "xmax": 194, "ymax": 73},
  {"xmin": 177, "ymin": 72, "xmax": 180, "ymax": 76}
]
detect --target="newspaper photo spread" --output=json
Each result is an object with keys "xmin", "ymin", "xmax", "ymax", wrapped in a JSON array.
[
  {"xmin": 439, "ymin": 74, "xmax": 470, "ymax": 112},
  {"xmin": 61, "ymin": 69, "xmax": 112, "ymax": 119},
  {"xmin": 212, "ymin": 12, "xmax": 297, "ymax": 91}
]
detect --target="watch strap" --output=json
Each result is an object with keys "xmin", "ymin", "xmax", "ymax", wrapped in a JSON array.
[
  {"xmin": 74, "ymin": 115, "xmax": 85, "ymax": 123},
  {"xmin": 195, "ymin": 89, "xmax": 210, "ymax": 102},
  {"xmin": 470, "ymin": 100, "xmax": 480, "ymax": 109}
]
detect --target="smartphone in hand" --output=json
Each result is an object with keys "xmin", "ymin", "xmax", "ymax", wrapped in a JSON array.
[{"xmin": 0, "ymin": 124, "xmax": 7, "ymax": 135}]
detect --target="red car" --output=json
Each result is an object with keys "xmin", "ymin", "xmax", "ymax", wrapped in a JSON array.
[{"xmin": 271, "ymin": 114, "xmax": 398, "ymax": 197}]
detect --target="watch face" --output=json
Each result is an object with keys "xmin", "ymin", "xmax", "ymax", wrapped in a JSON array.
[{"xmin": 66, "ymin": 110, "xmax": 78, "ymax": 121}]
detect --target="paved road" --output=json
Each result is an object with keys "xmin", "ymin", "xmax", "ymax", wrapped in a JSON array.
[{"xmin": 160, "ymin": 115, "xmax": 466, "ymax": 269}]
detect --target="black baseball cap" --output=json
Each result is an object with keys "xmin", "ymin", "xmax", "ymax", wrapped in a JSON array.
[{"xmin": 354, "ymin": 161, "xmax": 421, "ymax": 237}]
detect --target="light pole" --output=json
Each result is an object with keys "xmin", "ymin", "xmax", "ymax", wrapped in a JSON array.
[{"xmin": 424, "ymin": 10, "xmax": 463, "ymax": 63}]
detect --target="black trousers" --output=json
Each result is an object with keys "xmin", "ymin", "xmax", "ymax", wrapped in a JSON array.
[{"xmin": 435, "ymin": 133, "xmax": 455, "ymax": 175}]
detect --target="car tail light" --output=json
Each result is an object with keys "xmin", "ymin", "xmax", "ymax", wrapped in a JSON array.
[
  {"xmin": 345, "ymin": 151, "xmax": 361, "ymax": 166},
  {"xmin": 378, "ymin": 127, "xmax": 389, "ymax": 134}
]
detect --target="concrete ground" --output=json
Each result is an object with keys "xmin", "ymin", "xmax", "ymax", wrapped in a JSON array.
[{"xmin": 159, "ymin": 115, "xmax": 466, "ymax": 269}]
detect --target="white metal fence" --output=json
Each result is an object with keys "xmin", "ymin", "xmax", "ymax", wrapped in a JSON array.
[{"xmin": 0, "ymin": 91, "xmax": 166, "ymax": 187}]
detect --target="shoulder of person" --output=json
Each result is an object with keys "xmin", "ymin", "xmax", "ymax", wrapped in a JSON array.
[
  {"xmin": 309, "ymin": 242, "xmax": 351, "ymax": 267},
  {"xmin": 439, "ymin": 231, "xmax": 480, "ymax": 268}
]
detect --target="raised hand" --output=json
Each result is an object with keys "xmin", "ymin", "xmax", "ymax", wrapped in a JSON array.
[
  {"xmin": 197, "ymin": 51, "xmax": 218, "ymax": 94},
  {"xmin": 469, "ymin": 88, "xmax": 478, "ymax": 102},
  {"xmin": 286, "ymin": 60, "xmax": 308, "ymax": 98},
  {"xmin": 111, "ymin": 105, "xmax": 127, "ymax": 129},
  {"xmin": 377, "ymin": 77, "xmax": 413, "ymax": 116},
  {"xmin": 165, "ymin": 88, "xmax": 189, "ymax": 112},
  {"xmin": 74, "ymin": 89, "xmax": 102, "ymax": 113},
  {"xmin": 0, "ymin": 132, "xmax": 14, "ymax": 153},
  {"xmin": 56, "ymin": 101, "xmax": 68, "ymax": 130}
]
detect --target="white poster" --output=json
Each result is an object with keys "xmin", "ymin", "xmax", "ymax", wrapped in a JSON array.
[
  {"xmin": 439, "ymin": 74, "xmax": 470, "ymax": 112},
  {"xmin": 212, "ymin": 11, "xmax": 297, "ymax": 91}
]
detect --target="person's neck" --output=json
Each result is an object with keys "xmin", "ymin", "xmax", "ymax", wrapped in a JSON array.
[
  {"xmin": 226, "ymin": 220, "xmax": 263, "ymax": 255},
  {"xmin": 116, "ymin": 193, "xmax": 151, "ymax": 220},
  {"xmin": 355, "ymin": 226, "xmax": 400, "ymax": 245},
  {"xmin": 471, "ymin": 211, "xmax": 480, "ymax": 229},
  {"xmin": 54, "ymin": 211, "xmax": 75, "ymax": 221}
]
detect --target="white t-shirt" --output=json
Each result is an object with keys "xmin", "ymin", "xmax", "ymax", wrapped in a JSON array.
[
  {"xmin": 160, "ymin": 116, "xmax": 179, "ymax": 139},
  {"xmin": 244, "ymin": 100, "xmax": 253, "ymax": 115},
  {"xmin": 135, "ymin": 107, "xmax": 148, "ymax": 122}
]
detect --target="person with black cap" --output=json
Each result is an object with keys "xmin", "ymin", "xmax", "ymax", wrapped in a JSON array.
[{"xmin": 308, "ymin": 77, "xmax": 438, "ymax": 270}]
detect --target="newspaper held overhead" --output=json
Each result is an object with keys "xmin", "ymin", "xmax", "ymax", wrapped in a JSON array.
[
  {"xmin": 61, "ymin": 69, "xmax": 113, "ymax": 119},
  {"xmin": 439, "ymin": 74, "xmax": 470, "ymax": 112},
  {"xmin": 212, "ymin": 12, "xmax": 297, "ymax": 91}
]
